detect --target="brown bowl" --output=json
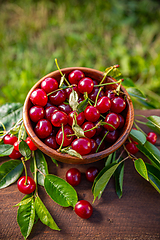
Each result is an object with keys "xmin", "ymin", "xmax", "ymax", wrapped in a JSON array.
[{"xmin": 23, "ymin": 67, "xmax": 134, "ymax": 164}]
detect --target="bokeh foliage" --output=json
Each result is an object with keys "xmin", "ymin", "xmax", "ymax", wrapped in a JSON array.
[{"xmin": 0, "ymin": 0, "xmax": 160, "ymax": 108}]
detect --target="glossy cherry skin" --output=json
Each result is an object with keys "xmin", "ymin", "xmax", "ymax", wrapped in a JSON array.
[
  {"xmin": 34, "ymin": 119, "xmax": 52, "ymax": 139},
  {"xmin": 110, "ymin": 96, "xmax": 126, "ymax": 113},
  {"xmin": 117, "ymin": 114, "xmax": 125, "ymax": 129},
  {"xmin": 90, "ymin": 139, "xmax": 98, "ymax": 153},
  {"xmin": 44, "ymin": 136, "xmax": 58, "ymax": 149},
  {"xmin": 25, "ymin": 137, "xmax": 38, "ymax": 151},
  {"xmin": 29, "ymin": 106, "xmax": 45, "ymax": 122},
  {"xmin": 71, "ymin": 138, "xmax": 92, "ymax": 155},
  {"xmin": 51, "ymin": 110, "xmax": 68, "ymax": 127},
  {"xmin": 86, "ymin": 167, "xmax": 99, "ymax": 182},
  {"xmin": 56, "ymin": 125, "xmax": 74, "ymax": 147},
  {"xmin": 146, "ymin": 132, "xmax": 157, "ymax": 145},
  {"xmin": 66, "ymin": 168, "xmax": 81, "ymax": 186},
  {"xmin": 3, "ymin": 134, "xmax": 18, "ymax": 145},
  {"xmin": 104, "ymin": 112, "xmax": 120, "ymax": 131},
  {"xmin": 93, "ymin": 136, "xmax": 106, "ymax": 152},
  {"xmin": 58, "ymin": 103, "xmax": 72, "ymax": 114},
  {"xmin": 41, "ymin": 77, "xmax": 58, "ymax": 94},
  {"xmin": 84, "ymin": 106, "xmax": 100, "ymax": 122},
  {"xmin": 102, "ymin": 129, "xmax": 119, "ymax": 144},
  {"xmin": 65, "ymin": 85, "xmax": 81, "ymax": 99},
  {"xmin": 17, "ymin": 176, "xmax": 36, "ymax": 194},
  {"xmin": 30, "ymin": 88, "xmax": 48, "ymax": 107},
  {"xmin": 45, "ymin": 106, "xmax": 58, "ymax": 121},
  {"xmin": 82, "ymin": 122, "xmax": 96, "ymax": 138},
  {"xmin": 78, "ymin": 77, "xmax": 94, "ymax": 94},
  {"xmin": 75, "ymin": 200, "xmax": 93, "ymax": 219},
  {"xmin": 9, "ymin": 148, "xmax": 22, "ymax": 159},
  {"xmin": 105, "ymin": 89, "xmax": 116, "ymax": 99},
  {"xmin": 96, "ymin": 96, "xmax": 111, "ymax": 113},
  {"xmin": 49, "ymin": 89, "xmax": 66, "ymax": 106},
  {"xmin": 94, "ymin": 121, "xmax": 103, "ymax": 136},
  {"xmin": 89, "ymin": 87, "xmax": 104, "ymax": 102},
  {"xmin": 68, "ymin": 111, "xmax": 85, "ymax": 126},
  {"xmin": 125, "ymin": 142, "xmax": 139, "ymax": 154},
  {"xmin": 68, "ymin": 70, "xmax": 85, "ymax": 85},
  {"xmin": 13, "ymin": 140, "xmax": 21, "ymax": 151}
]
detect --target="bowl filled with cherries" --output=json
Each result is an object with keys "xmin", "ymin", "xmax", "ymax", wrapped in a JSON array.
[{"xmin": 23, "ymin": 66, "xmax": 134, "ymax": 164}]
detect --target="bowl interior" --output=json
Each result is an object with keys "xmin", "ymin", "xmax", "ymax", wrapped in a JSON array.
[{"xmin": 23, "ymin": 67, "xmax": 134, "ymax": 164}]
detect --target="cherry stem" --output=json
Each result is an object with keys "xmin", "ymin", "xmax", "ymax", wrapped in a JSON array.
[
  {"xmin": 21, "ymin": 158, "xmax": 28, "ymax": 185},
  {"xmin": 32, "ymin": 151, "xmax": 38, "ymax": 192},
  {"xmin": 95, "ymin": 78, "xmax": 123, "ymax": 88},
  {"xmin": 96, "ymin": 130, "xmax": 109, "ymax": 153},
  {"xmin": 94, "ymin": 87, "xmax": 103, "ymax": 107},
  {"xmin": 55, "ymin": 58, "xmax": 70, "ymax": 86},
  {"xmin": 99, "ymin": 65, "xmax": 119, "ymax": 84},
  {"xmin": 47, "ymin": 85, "xmax": 73, "ymax": 96},
  {"xmin": 0, "ymin": 118, "xmax": 23, "ymax": 141},
  {"xmin": 58, "ymin": 124, "xmax": 64, "ymax": 151}
]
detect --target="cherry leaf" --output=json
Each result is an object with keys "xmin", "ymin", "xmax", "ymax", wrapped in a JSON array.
[
  {"xmin": 72, "ymin": 121, "xmax": 85, "ymax": 138},
  {"xmin": 145, "ymin": 163, "xmax": 160, "ymax": 193},
  {"xmin": 19, "ymin": 140, "xmax": 31, "ymax": 160},
  {"xmin": 129, "ymin": 129, "xmax": 146, "ymax": 145},
  {"xmin": 77, "ymin": 98, "xmax": 89, "ymax": 114},
  {"xmin": 146, "ymin": 116, "xmax": 160, "ymax": 134},
  {"xmin": 69, "ymin": 90, "xmax": 79, "ymax": 111},
  {"xmin": 0, "ymin": 144, "xmax": 14, "ymax": 157},
  {"xmin": 60, "ymin": 148, "xmax": 83, "ymax": 159},
  {"xmin": 134, "ymin": 158, "xmax": 149, "ymax": 181}
]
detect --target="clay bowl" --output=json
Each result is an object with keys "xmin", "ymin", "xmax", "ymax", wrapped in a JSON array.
[{"xmin": 23, "ymin": 67, "xmax": 134, "ymax": 164}]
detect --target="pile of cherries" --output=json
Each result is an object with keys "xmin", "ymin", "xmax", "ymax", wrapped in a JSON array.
[{"xmin": 29, "ymin": 69, "xmax": 127, "ymax": 156}]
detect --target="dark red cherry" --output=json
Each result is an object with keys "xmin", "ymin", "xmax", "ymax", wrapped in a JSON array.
[
  {"xmin": 51, "ymin": 110, "xmax": 68, "ymax": 127},
  {"xmin": 58, "ymin": 103, "xmax": 72, "ymax": 114},
  {"xmin": 90, "ymin": 139, "xmax": 98, "ymax": 153},
  {"xmin": 65, "ymin": 85, "xmax": 81, "ymax": 99},
  {"xmin": 41, "ymin": 77, "xmax": 58, "ymax": 94},
  {"xmin": 84, "ymin": 106, "xmax": 100, "ymax": 122},
  {"xmin": 45, "ymin": 106, "xmax": 58, "ymax": 121},
  {"xmin": 34, "ymin": 119, "xmax": 52, "ymax": 139},
  {"xmin": 105, "ymin": 89, "xmax": 116, "ymax": 99},
  {"xmin": 44, "ymin": 136, "xmax": 58, "ymax": 149},
  {"xmin": 94, "ymin": 121, "xmax": 103, "ymax": 136},
  {"xmin": 96, "ymin": 96, "xmax": 111, "ymax": 113},
  {"xmin": 29, "ymin": 106, "xmax": 45, "ymax": 122},
  {"xmin": 104, "ymin": 112, "xmax": 120, "ymax": 131},
  {"xmin": 49, "ymin": 89, "xmax": 66, "ymax": 106},
  {"xmin": 102, "ymin": 129, "xmax": 119, "ymax": 143},
  {"xmin": 30, "ymin": 88, "xmax": 48, "ymax": 107},
  {"xmin": 93, "ymin": 136, "xmax": 106, "ymax": 152},
  {"xmin": 71, "ymin": 138, "xmax": 92, "ymax": 155},
  {"xmin": 68, "ymin": 111, "xmax": 85, "ymax": 126},
  {"xmin": 82, "ymin": 122, "xmax": 96, "ymax": 138},
  {"xmin": 68, "ymin": 70, "xmax": 85, "ymax": 84},
  {"xmin": 66, "ymin": 168, "xmax": 81, "ymax": 186},
  {"xmin": 56, "ymin": 125, "xmax": 74, "ymax": 147},
  {"xmin": 110, "ymin": 96, "xmax": 126, "ymax": 113},
  {"xmin": 86, "ymin": 167, "xmax": 99, "ymax": 182},
  {"xmin": 89, "ymin": 87, "xmax": 104, "ymax": 102},
  {"xmin": 125, "ymin": 142, "xmax": 139, "ymax": 154},
  {"xmin": 117, "ymin": 114, "xmax": 125, "ymax": 129},
  {"xmin": 146, "ymin": 132, "xmax": 157, "ymax": 145},
  {"xmin": 78, "ymin": 77, "xmax": 94, "ymax": 94},
  {"xmin": 9, "ymin": 148, "xmax": 22, "ymax": 159},
  {"xmin": 75, "ymin": 200, "xmax": 93, "ymax": 219}
]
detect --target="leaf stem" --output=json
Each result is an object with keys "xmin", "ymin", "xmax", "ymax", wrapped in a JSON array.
[
  {"xmin": 21, "ymin": 158, "xmax": 28, "ymax": 185},
  {"xmin": 55, "ymin": 58, "xmax": 70, "ymax": 86}
]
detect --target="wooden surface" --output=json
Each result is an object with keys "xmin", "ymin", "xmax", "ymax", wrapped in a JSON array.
[{"xmin": 0, "ymin": 109, "xmax": 160, "ymax": 240}]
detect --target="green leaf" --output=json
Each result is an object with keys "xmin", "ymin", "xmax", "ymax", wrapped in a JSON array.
[
  {"xmin": 35, "ymin": 196, "xmax": 60, "ymax": 231},
  {"xmin": 134, "ymin": 158, "xmax": 149, "ymax": 181},
  {"xmin": 114, "ymin": 161, "xmax": 124, "ymax": 199},
  {"xmin": 0, "ymin": 159, "xmax": 24, "ymax": 189},
  {"xmin": 60, "ymin": 148, "xmax": 83, "ymax": 159},
  {"xmin": 122, "ymin": 77, "xmax": 136, "ymax": 87},
  {"xmin": 51, "ymin": 157, "xmax": 58, "ymax": 167},
  {"xmin": 92, "ymin": 162, "xmax": 121, "ymax": 201},
  {"xmin": 0, "ymin": 103, "xmax": 23, "ymax": 131},
  {"xmin": 17, "ymin": 195, "xmax": 35, "ymax": 239},
  {"xmin": 126, "ymin": 87, "xmax": 146, "ymax": 100},
  {"xmin": 30, "ymin": 149, "xmax": 48, "ymax": 186},
  {"xmin": 14, "ymin": 196, "xmax": 33, "ymax": 207},
  {"xmin": 137, "ymin": 141, "xmax": 160, "ymax": 170},
  {"xmin": 105, "ymin": 153, "xmax": 114, "ymax": 166},
  {"xmin": 19, "ymin": 140, "xmax": 31, "ymax": 160},
  {"xmin": 72, "ymin": 122, "xmax": 85, "ymax": 138},
  {"xmin": 146, "ymin": 121, "xmax": 160, "ymax": 135},
  {"xmin": 0, "ymin": 144, "xmax": 14, "ymax": 157},
  {"xmin": 69, "ymin": 90, "xmax": 79, "ymax": 111},
  {"xmin": 147, "ymin": 116, "xmax": 160, "ymax": 134},
  {"xmin": 145, "ymin": 163, "xmax": 160, "ymax": 193},
  {"xmin": 77, "ymin": 98, "xmax": 89, "ymax": 114},
  {"xmin": 129, "ymin": 129, "xmax": 146, "ymax": 145},
  {"xmin": 108, "ymin": 68, "xmax": 122, "ymax": 78},
  {"xmin": 44, "ymin": 174, "xmax": 78, "ymax": 207},
  {"xmin": 135, "ymin": 99, "xmax": 156, "ymax": 109}
]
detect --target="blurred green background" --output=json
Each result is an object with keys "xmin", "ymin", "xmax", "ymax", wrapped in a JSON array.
[{"xmin": 0, "ymin": 0, "xmax": 160, "ymax": 108}]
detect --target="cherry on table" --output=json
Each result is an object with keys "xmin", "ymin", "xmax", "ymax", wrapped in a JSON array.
[
  {"xmin": 29, "ymin": 106, "xmax": 45, "ymax": 122},
  {"xmin": 13, "ymin": 140, "xmax": 21, "ymax": 151},
  {"xmin": 66, "ymin": 168, "xmax": 81, "ymax": 186},
  {"xmin": 25, "ymin": 137, "xmax": 38, "ymax": 151},
  {"xmin": 146, "ymin": 132, "xmax": 157, "ymax": 145},
  {"xmin": 78, "ymin": 77, "xmax": 94, "ymax": 94},
  {"xmin": 68, "ymin": 70, "xmax": 85, "ymax": 85},
  {"xmin": 71, "ymin": 138, "xmax": 92, "ymax": 155},
  {"xmin": 34, "ymin": 119, "xmax": 52, "ymax": 139},
  {"xmin": 17, "ymin": 176, "xmax": 36, "ymax": 194},
  {"xmin": 84, "ymin": 106, "xmax": 100, "ymax": 122},
  {"xmin": 86, "ymin": 167, "xmax": 99, "ymax": 182},
  {"xmin": 51, "ymin": 110, "xmax": 68, "ymax": 127},
  {"xmin": 110, "ymin": 96, "xmax": 126, "ymax": 113},
  {"xmin": 41, "ymin": 77, "xmax": 58, "ymax": 94},
  {"xmin": 75, "ymin": 200, "xmax": 93, "ymax": 219},
  {"xmin": 104, "ymin": 112, "xmax": 120, "ymax": 131},
  {"xmin": 9, "ymin": 148, "xmax": 22, "ymax": 159},
  {"xmin": 30, "ymin": 88, "xmax": 48, "ymax": 107},
  {"xmin": 125, "ymin": 142, "xmax": 139, "ymax": 154},
  {"xmin": 3, "ymin": 134, "xmax": 18, "ymax": 145}
]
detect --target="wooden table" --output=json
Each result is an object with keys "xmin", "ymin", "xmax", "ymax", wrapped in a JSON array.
[{"xmin": 0, "ymin": 110, "xmax": 160, "ymax": 240}]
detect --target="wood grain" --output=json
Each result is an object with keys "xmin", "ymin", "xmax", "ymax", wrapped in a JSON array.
[{"xmin": 0, "ymin": 110, "xmax": 160, "ymax": 240}]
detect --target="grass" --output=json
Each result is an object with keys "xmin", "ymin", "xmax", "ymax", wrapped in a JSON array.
[{"xmin": 0, "ymin": 0, "xmax": 160, "ymax": 108}]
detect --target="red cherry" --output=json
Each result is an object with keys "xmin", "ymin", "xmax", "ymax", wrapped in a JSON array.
[
  {"xmin": 117, "ymin": 114, "xmax": 125, "ymax": 129},
  {"xmin": 96, "ymin": 96, "xmax": 111, "ymax": 113},
  {"xmin": 34, "ymin": 119, "xmax": 52, "ymax": 139},
  {"xmin": 41, "ymin": 77, "xmax": 58, "ymax": 94},
  {"xmin": 44, "ymin": 136, "xmax": 58, "ymax": 149},
  {"xmin": 65, "ymin": 85, "xmax": 81, "ymax": 99},
  {"xmin": 146, "ymin": 132, "xmax": 157, "ymax": 145},
  {"xmin": 110, "ymin": 96, "xmax": 126, "ymax": 113},
  {"xmin": 89, "ymin": 87, "xmax": 104, "ymax": 102},
  {"xmin": 51, "ymin": 110, "xmax": 68, "ymax": 127},
  {"xmin": 9, "ymin": 148, "xmax": 22, "ymax": 159},
  {"xmin": 66, "ymin": 168, "xmax": 81, "ymax": 186},
  {"xmin": 17, "ymin": 176, "xmax": 36, "ymax": 194},
  {"xmin": 49, "ymin": 89, "xmax": 66, "ymax": 106},
  {"xmin": 45, "ymin": 106, "xmax": 58, "ymax": 121},
  {"xmin": 86, "ymin": 167, "xmax": 99, "ymax": 182},
  {"xmin": 25, "ymin": 137, "xmax": 38, "ymax": 151},
  {"xmin": 84, "ymin": 106, "xmax": 100, "ymax": 122},
  {"xmin": 102, "ymin": 129, "xmax": 119, "ymax": 144},
  {"xmin": 56, "ymin": 125, "xmax": 74, "ymax": 147},
  {"xmin": 71, "ymin": 138, "xmax": 92, "ymax": 155},
  {"xmin": 78, "ymin": 77, "xmax": 94, "ymax": 94},
  {"xmin": 29, "ymin": 106, "xmax": 45, "ymax": 122},
  {"xmin": 125, "ymin": 142, "xmax": 139, "ymax": 154},
  {"xmin": 3, "ymin": 134, "xmax": 18, "ymax": 145},
  {"xmin": 68, "ymin": 70, "xmax": 85, "ymax": 84},
  {"xmin": 58, "ymin": 103, "xmax": 72, "ymax": 114},
  {"xmin": 104, "ymin": 112, "xmax": 120, "ymax": 131},
  {"xmin": 68, "ymin": 111, "xmax": 85, "ymax": 126},
  {"xmin": 93, "ymin": 136, "xmax": 106, "ymax": 152},
  {"xmin": 75, "ymin": 200, "xmax": 93, "ymax": 219},
  {"xmin": 90, "ymin": 139, "xmax": 98, "ymax": 153},
  {"xmin": 105, "ymin": 89, "xmax": 116, "ymax": 99},
  {"xmin": 94, "ymin": 121, "xmax": 103, "ymax": 136},
  {"xmin": 13, "ymin": 140, "xmax": 21, "ymax": 151},
  {"xmin": 82, "ymin": 122, "xmax": 96, "ymax": 138},
  {"xmin": 30, "ymin": 88, "xmax": 48, "ymax": 107}
]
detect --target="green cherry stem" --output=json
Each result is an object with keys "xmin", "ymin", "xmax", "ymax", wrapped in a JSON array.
[
  {"xmin": 95, "ymin": 78, "xmax": 123, "ymax": 88},
  {"xmin": 21, "ymin": 157, "xmax": 28, "ymax": 185},
  {"xmin": 58, "ymin": 124, "xmax": 64, "ymax": 151},
  {"xmin": 32, "ymin": 151, "xmax": 38, "ymax": 192},
  {"xmin": 55, "ymin": 58, "xmax": 70, "ymax": 86},
  {"xmin": 96, "ymin": 130, "xmax": 109, "ymax": 153},
  {"xmin": 94, "ymin": 87, "xmax": 103, "ymax": 107}
]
